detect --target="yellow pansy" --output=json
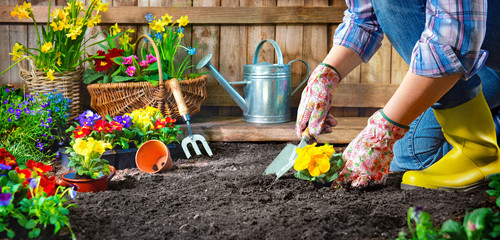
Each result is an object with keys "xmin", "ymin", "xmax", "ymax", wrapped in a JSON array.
[
  {"xmin": 9, "ymin": 43, "xmax": 24, "ymax": 61},
  {"xmin": 176, "ymin": 15, "xmax": 189, "ymax": 27},
  {"xmin": 293, "ymin": 143, "xmax": 335, "ymax": 176},
  {"xmin": 145, "ymin": 106, "xmax": 159, "ymax": 117},
  {"xmin": 110, "ymin": 23, "xmax": 121, "ymax": 36},
  {"xmin": 41, "ymin": 42, "xmax": 53, "ymax": 53},
  {"xmin": 73, "ymin": 138, "xmax": 91, "ymax": 157},
  {"xmin": 46, "ymin": 69, "xmax": 55, "ymax": 81}
]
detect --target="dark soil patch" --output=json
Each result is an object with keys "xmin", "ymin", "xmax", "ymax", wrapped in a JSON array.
[{"xmin": 54, "ymin": 142, "xmax": 496, "ymax": 240}]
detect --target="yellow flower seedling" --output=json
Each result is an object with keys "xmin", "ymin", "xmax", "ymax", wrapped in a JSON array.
[{"xmin": 294, "ymin": 143, "xmax": 335, "ymax": 177}]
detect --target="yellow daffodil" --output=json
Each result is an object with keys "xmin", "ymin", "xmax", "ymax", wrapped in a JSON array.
[
  {"xmin": 9, "ymin": 43, "xmax": 24, "ymax": 61},
  {"xmin": 46, "ymin": 69, "xmax": 55, "ymax": 81},
  {"xmin": 176, "ymin": 15, "xmax": 189, "ymax": 27},
  {"xmin": 41, "ymin": 42, "xmax": 53, "ymax": 53},
  {"xmin": 56, "ymin": 52, "xmax": 63, "ymax": 66},
  {"xmin": 66, "ymin": 25, "xmax": 82, "ymax": 40},
  {"xmin": 149, "ymin": 20, "xmax": 165, "ymax": 32},
  {"xmin": 110, "ymin": 23, "xmax": 121, "ymax": 36},
  {"xmin": 161, "ymin": 14, "xmax": 173, "ymax": 25},
  {"xmin": 95, "ymin": 1, "xmax": 110, "ymax": 13},
  {"xmin": 87, "ymin": 15, "xmax": 101, "ymax": 28},
  {"xmin": 11, "ymin": 2, "xmax": 33, "ymax": 20}
]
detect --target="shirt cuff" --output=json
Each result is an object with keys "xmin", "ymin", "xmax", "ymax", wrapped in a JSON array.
[{"xmin": 409, "ymin": 41, "xmax": 488, "ymax": 80}]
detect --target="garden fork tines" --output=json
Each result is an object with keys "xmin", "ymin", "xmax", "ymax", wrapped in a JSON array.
[{"xmin": 169, "ymin": 79, "xmax": 213, "ymax": 159}]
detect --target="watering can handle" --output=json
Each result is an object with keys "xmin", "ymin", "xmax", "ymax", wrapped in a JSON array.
[
  {"xmin": 289, "ymin": 59, "xmax": 310, "ymax": 96},
  {"xmin": 253, "ymin": 39, "xmax": 284, "ymax": 65}
]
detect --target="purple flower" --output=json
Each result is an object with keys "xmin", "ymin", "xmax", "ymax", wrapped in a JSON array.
[
  {"xmin": 30, "ymin": 110, "xmax": 35, "ymax": 115},
  {"xmin": 0, "ymin": 164, "xmax": 11, "ymax": 170},
  {"xmin": 2, "ymin": 100, "xmax": 7, "ymax": 104},
  {"xmin": 29, "ymin": 178, "xmax": 38, "ymax": 189},
  {"xmin": 43, "ymin": 133, "xmax": 47, "ymax": 137},
  {"xmin": 113, "ymin": 115, "xmax": 132, "ymax": 128},
  {"xmin": 7, "ymin": 117, "xmax": 11, "ymax": 122},
  {"xmin": 0, "ymin": 193, "xmax": 12, "ymax": 206},
  {"xmin": 76, "ymin": 110, "xmax": 101, "ymax": 126},
  {"xmin": 36, "ymin": 142, "xmax": 44, "ymax": 150},
  {"xmin": 24, "ymin": 108, "xmax": 30, "ymax": 114},
  {"xmin": 147, "ymin": 54, "xmax": 157, "ymax": 64},
  {"xmin": 123, "ymin": 55, "xmax": 137, "ymax": 65},
  {"xmin": 56, "ymin": 151, "xmax": 61, "ymax": 158},
  {"xmin": 8, "ymin": 107, "xmax": 14, "ymax": 114},
  {"xmin": 5, "ymin": 88, "xmax": 10, "ymax": 93},
  {"xmin": 139, "ymin": 60, "xmax": 149, "ymax": 68},
  {"xmin": 126, "ymin": 66, "xmax": 136, "ymax": 77},
  {"xmin": 46, "ymin": 117, "xmax": 53, "ymax": 124}
]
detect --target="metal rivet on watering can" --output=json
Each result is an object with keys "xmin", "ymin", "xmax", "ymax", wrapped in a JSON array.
[{"xmin": 197, "ymin": 39, "xmax": 310, "ymax": 124}]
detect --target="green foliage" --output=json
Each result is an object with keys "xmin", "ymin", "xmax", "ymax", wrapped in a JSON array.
[
  {"xmin": 0, "ymin": 151, "xmax": 76, "ymax": 239},
  {"xmin": 294, "ymin": 152, "xmax": 344, "ymax": 184},
  {"xmin": 0, "ymin": 85, "xmax": 70, "ymax": 166},
  {"xmin": 396, "ymin": 174, "xmax": 500, "ymax": 240}
]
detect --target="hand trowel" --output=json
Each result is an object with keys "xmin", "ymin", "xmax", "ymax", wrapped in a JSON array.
[{"xmin": 264, "ymin": 128, "xmax": 311, "ymax": 179}]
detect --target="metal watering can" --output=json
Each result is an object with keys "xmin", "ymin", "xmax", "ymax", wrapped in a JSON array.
[{"xmin": 196, "ymin": 39, "xmax": 310, "ymax": 123}]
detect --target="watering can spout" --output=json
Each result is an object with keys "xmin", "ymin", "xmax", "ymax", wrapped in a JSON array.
[{"xmin": 196, "ymin": 54, "xmax": 248, "ymax": 113}]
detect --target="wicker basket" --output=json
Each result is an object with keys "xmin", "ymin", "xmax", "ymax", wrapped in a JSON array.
[
  {"xmin": 86, "ymin": 34, "xmax": 207, "ymax": 119},
  {"xmin": 19, "ymin": 60, "xmax": 84, "ymax": 120}
]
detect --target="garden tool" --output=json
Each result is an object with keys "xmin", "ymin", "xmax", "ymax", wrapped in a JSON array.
[
  {"xmin": 401, "ymin": 91, "xmax": 500, "ymax": 190},
  {"xmin": 168, "ymin": 79, "xmax": 213, "ymax": 159},
  {"xmin": 196, "ymin": 39, "xmax": 310, "ymax": 124},
  {"xmin": 264, "ymin": 128, "xmax": 310, "ymax": 179}
]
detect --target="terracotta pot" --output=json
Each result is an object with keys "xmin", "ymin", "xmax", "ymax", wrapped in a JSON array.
[
  {"xmin": 135, "ymin": 140, "xmax": 173, "ymax": 173},
  {"xmin": 55, "ymin": 166, "xmax": 116, "ymax": 193}
]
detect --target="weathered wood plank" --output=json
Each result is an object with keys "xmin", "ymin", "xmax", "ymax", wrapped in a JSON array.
[
  {"xmin": 0, "ymin": 6, "xmax": 345, "ymax": 24},
  {"xmin": 206, "ymin": 83, "xmax": 397, "ymax": 108},
  {"xmin": 184, "ymin": 116, "xmax": 367, "ymax": 143}
]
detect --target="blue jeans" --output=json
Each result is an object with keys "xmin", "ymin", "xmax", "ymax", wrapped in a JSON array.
[{"xmin": 370, "ymin": 0, "xmax": 500, "ymax": 171}]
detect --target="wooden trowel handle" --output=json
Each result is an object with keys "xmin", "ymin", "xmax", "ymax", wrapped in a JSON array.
[
  {"xmin": 168, "ymin": 78, "xmax": 189, "ymax": 116},
  {"xmin": 302, "ymin": 127, "xmax": 311, "ymax": 141}
]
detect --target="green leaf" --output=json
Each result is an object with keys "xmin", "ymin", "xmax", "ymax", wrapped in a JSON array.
[
  {"xmin": 25, "ymin": 219, "xmax": 36, "ymax": 229},
  {"xmin": 83, "ymin": 69, "xmax": 105, "ymax": 84},
  {"xmin": 7, "ymin": 229, "xmax": 15, "ymax": 239},
  {"xmin": 294, "ymin": 170, "xmax": 313, "ymax": 181},
  {"xmin": 114, "ymin": 56, "xmax": 124, "ymax": 65},
  {"xmin": 8, "ymin": 170, "xmax": 19, "ymax": 182},
  {"xmin": 103, "ymin": 74, "xmax": 110, "ymax": 83},
  {"xmin": 28, "ymin": 228, "xmax": 41, "ymax": 238},
  {"xmin": 113, "ymin": 75, "xmax": 135, "ymax": 82},
  {"xmin": 487, "ymin": 173, "xmax": 500, "ymax": 182},
  {"xmin": 58, "ymin": 207, "xmax": 70, "ymax": 215},
  {"xmin": 145, "ymin": 62, "xmax": 159, "ymax": 71},
  {"xmin": 440, "ymin": 220, "xmax": 466, "ymax": 240},
  {"xmin": 17, "ymin": 214, "xmax": 28, "ymax": 227}
]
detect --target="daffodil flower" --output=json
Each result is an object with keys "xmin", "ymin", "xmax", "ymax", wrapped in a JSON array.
[
  {"xmin": 9, "ymin": 43, "xmax": 24, "ymax": 61},
  {"xmin": 110, "ymin": 23, "xmax": 121, "ymax": 36},
  {"xmin": 176, "ymin": 15, "xmax": 189, "ymax": 27},
  {"xmin": 41, "ymin": 42, "xmax": 53, "ymax": 53},
  {"xmin": 46, "ymin": 69, "xmax": 55, "ymax": 81}
]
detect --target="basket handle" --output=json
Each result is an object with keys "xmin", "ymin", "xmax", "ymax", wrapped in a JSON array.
[{"xmin": 133, "ymin": 34, "xmax": 164, "ymax": 87}]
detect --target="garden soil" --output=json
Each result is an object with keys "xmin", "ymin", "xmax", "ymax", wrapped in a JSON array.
[{"xmin": 52, "ymin": 142, "xmax": 497, "ymax": 240}]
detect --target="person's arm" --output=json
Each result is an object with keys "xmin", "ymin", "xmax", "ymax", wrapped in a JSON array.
[{"xmin": 295, "ymin": 0, "xmax": 380, "ymax": 137}]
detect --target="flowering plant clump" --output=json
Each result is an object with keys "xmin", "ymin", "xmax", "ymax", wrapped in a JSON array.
[
  {"xmin": 396, "ymin": 174, "xmax": 500, "ymax": 240},
  {"xmin": 293, "ymin": 143, "xmax": 344, "ymax": 184},
  {"xmin": 0, "ymin": 0, "xmax": 114, "ymax": 80},
  {"xmin": 126, "ymin": 106, "xmax": 181, "ymax": 146},
  {"xmin": 83, "ymin": 23, "xmax": 163, "ymax": 85},
  {"xmin": 143, "ymin": 12, "xmax": 205, "ymax": 80},
  {"xmin": 65, "ymin": 107, "xmax": 180, "ymax": 178},
  {"xmin": 0, "ymin": 85, "xmax": 70, "ymax": 166},
  {"xmin": 0, "ymin": 148, "xmax": 76, "ymax": 239}
]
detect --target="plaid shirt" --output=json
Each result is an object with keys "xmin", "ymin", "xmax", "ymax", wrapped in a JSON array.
[{"xmin": 333, "ymin": 0, "xmax": 487, "ymax": 80}]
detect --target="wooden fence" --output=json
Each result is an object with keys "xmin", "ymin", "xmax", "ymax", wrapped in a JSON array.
[{"xmin": 0, "ymin": 0, "xmax": 409, "ymax": 120}]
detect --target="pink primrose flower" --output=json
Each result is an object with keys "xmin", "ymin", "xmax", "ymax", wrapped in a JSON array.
[{"xmin": 126, "ymin": 66, "xmax": 136, "ymax": 77}]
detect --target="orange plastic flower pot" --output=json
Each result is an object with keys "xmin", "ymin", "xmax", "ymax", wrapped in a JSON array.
[
  {"xmin": 135, "ymin": 140, "xmax": 173, "ymax": 173},
  {"xmin": 55, "ymin": 166, "xmax": 116, "ymax": 193}
]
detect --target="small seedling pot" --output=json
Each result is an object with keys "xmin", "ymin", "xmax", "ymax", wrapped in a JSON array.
[
  {"xmin": 55, "ymin": 166, "xmax": 116, "ymax": 193},
  {"xmin": 136, "ymin": 140, "xmax": 173, "ymax": 173}
]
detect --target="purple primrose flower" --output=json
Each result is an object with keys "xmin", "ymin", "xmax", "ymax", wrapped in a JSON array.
[{"xmin": 0, "ymin": 193, "xmax": 12, "ymax": 206}]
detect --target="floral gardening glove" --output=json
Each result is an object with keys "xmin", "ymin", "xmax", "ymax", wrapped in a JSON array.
[
  {"xmin": 334, "ymin": 109, "xmax": 409, "ymax": 188},
  {"xmin": 296, "ymin": 63, "xmax": 341, "ymax": 137}
]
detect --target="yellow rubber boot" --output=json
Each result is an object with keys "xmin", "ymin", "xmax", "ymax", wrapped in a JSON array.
[{"xmin": 401, "ymin": 91, "xmax": 500, "ymax": 191}]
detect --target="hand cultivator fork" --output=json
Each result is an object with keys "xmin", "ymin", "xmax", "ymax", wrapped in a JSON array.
[{"xmin": 168, "ymin": 79, "xmax": 213, "ymax": 159}]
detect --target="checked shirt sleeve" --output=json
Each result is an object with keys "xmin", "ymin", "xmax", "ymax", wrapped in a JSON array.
[
  {"xmin": 410, "ymin": 0, "xmax": 488, "ymax": 80},
  {"xmin": 333, "ymin": 0, "xmax": 384, "ymax": 63}
]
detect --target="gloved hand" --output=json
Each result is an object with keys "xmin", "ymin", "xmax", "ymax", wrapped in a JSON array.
[
  {"xmin": 295, "ymin": 63, "xmax": 341, "ymax": 137},
  {"xmin": 334, "ymin": 109, "xmax": 409, "ymax": 188}
]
